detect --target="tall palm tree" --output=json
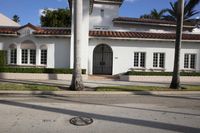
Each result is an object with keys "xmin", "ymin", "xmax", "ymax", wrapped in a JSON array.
[
  {"xmin": 164, "ymin": 0, "xmax": 200, "ymax": 21},
  {"xmin": 140, "ymin": 9, "xmax": 167, "ymax": 19},
  {"xmin": 70, "ymin": 0, "xmax": 84, "ymax": 91},
  {"xmin": 150, "ymin": 9, "xmax": 167, "ymax": 19},
  {"xmin": 170, "ymin": 0, "xmax": 184, "ymax": 89}
]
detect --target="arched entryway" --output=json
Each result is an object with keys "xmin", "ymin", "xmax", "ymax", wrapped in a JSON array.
[{"xmin": 93, "ymin": 44, "xmax": 113, "ymax": 75}]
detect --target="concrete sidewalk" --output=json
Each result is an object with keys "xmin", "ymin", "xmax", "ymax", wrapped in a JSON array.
[{"xmin": 1, "ymin": 90, "xmax": 200, "ymax": 96}]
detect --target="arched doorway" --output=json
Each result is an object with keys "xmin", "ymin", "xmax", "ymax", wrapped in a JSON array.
[{"xmin": 93, "ymin": 44, "xmax": 113, "ymax": 75}]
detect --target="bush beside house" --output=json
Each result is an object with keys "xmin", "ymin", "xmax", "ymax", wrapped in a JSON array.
[
  {"xmin": 0, "ymin": 67, "xmax": 86, "ymax": 74},
  {"xmin": 125, "ymin": 71, "xmax": 200, "ymax": 76},
  {"xmin": 0, "ymin": 50, "xmax": 7, "ymax": 66}
]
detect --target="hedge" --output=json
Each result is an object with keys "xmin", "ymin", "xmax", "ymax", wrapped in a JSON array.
[
  {"xmin": 125, "ymin": 71, "xmax": 200, "ymax": 76},
  {"xmin": 0, "ymin": 67, "xmax": 86, "ymax": 74},
  {"xmin": 0, "ymin": 50, "xmax": 7, "ymax": 66}
]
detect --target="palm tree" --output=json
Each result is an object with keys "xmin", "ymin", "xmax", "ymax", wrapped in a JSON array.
[
  {"xmin": 164, "ymin": 0, "xmax": 200, "ymax": 21},
  {"xmin": 140, "ymin": 14, "xmax": 152, "ymax": 19},
  {"xmin": 140, "ymin": 9, "xmax": 167, "ymax": 19},
  {"xmin": 12, "ymin": 14, "xmax": 20, "ymax": 23},
  {"xmin": 170, "ymin": 0, "xmax": 184, "ymax": 89},
  {"xmin": 69, "ymin": 0, "xmax": 84, "ymax": 91},
  {"xmin": 150, "ymin": 9, "xmax": 167, "ymax": 19}
]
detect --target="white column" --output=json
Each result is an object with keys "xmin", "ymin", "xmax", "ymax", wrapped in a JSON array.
[
  {"xmin": 81, "ymin": 0, "xmax": 90, "ymax": 73},
  {"xmin": 47, "ymin": 44, "xmax": 55, "ymax": 68},
  {"xmin": 36, "ymin": 46, "xmax": 40, "ymax": 66},
  {"xmin": 7, "ymin": 49, "xmax": 10, "ymax": 64},
  {"xmin": 16, "ymin": 44, "xmax": 21, "ymax": 65},
  {"xmin": 70, "ymin": 0, "xmax": 75, "ymax": 69}
]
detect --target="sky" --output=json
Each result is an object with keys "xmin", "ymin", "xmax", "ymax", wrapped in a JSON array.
[{"xmin": 0, "ymin": 0, "xmax": 200, "ymax": 26}]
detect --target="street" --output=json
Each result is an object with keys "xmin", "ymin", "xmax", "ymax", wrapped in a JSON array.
[{"xmin": 0, "ymin": 94, "xmax": 200, "ymax": 133}]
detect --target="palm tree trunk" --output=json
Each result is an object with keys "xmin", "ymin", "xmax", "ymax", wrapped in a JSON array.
[
  {"xmin": 170, "ymin": 0, "xmax": 184, "ymax": 89},
  {"xmin": 70, "ymin": 0, "xmax": 84, "ymax": 91}
]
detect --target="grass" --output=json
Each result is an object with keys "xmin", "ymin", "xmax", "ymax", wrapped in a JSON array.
[
  {"xmin": 0, "ymin": 82, "xmax": 200, "ymax": 92},
  {"xmin": 0, "ymin": 82, "xmax": 61, "ymax": 91},
  {"xmin": 96, "ymin": 85, "xmax": 200, "ymax": 91}
]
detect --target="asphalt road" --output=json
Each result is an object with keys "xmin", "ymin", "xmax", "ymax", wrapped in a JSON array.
[{"xmin": 0, "ymin": 94, "xmax": 200, "ymax": 133}]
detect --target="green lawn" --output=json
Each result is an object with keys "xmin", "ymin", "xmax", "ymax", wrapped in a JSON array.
[
  {"xmin": 0, "ymin": 82, "xmax": 61, "ymax": 91},
  {"xmin": 96, "ymin": 85, "xmax": 200, "ymax": 91},
  {"xmin": 0, "ymin": 82, "xmax": 200, "ymax": 91}
]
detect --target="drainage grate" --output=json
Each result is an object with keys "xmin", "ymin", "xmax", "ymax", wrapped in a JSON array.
[{"xmin": 70, "ymin": 117, "xmax": 93, "ymax": 126}]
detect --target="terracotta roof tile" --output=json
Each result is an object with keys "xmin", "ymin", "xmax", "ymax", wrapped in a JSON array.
[
  {"xmin": 0, "ymin": 25, "xmax": 71, "ymax": 36},
  {"xmin": 0, "ymin": 27, "xmax": 18, "ymax": 34},
  {"xmin": 33, "ymin": 27, "xmax": 71, "ymax": 35},
  {"xmin": 1, "ymin": 24, "xmax": 200, "ymax": 41},
  {"xmin": 89, "ymin": 30, "xmax": 200, "ymax": 40}
]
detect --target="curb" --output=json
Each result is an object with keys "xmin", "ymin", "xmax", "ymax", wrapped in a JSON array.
[{"xmin": 0, "ymin": 91, "xmax": 200, "ymax": 96}]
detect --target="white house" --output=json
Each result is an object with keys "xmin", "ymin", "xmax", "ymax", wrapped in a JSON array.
[{"xmin": 0, "ymin": 0, "xmax": 200, "ymax": 75}]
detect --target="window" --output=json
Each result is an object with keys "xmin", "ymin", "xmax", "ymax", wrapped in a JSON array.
[
  {"xmin": 21, "ymin": 49, "xmax": 36, "ymax": 64},
  {"xmin": 153, "ymin": 53, "xmax": 165, "ymax": 68},
  {"xmin": 30, "ymin": 50, "xmax": 36, "ymax": 64},
  {"xmin": 134, "ymin": 52, "xmax": 145, "ymax": 67},
  {"xmin": 21, "ymin": 40, "xmax": 36, "ymax": 65},
  {"xmin": 100, "ymin": 9, "xmax": 104, "ymax": 18},
  {"xmin": 22, "ymin": 49, "xmax": 28, "ymax": 64},
  {"xmin": 184, "ymin": 54, "xmax": 196, "ymax": 69},
  {"xmin": 41, "ymin": 49, "xmax": 47, "ymax": 65},
  {"xmin": 10, "ymin": 49, "xmax": 17, "ymax": 64}
]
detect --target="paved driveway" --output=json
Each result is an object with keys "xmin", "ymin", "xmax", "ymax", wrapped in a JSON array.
[{"xmin": 0, "ymin": 94, "xmax": 200, "ymax": 133}]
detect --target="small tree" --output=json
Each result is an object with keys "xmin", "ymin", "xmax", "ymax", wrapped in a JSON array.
[
  {"xmin": 40, "ymin": 8, "xmax": 71, "ymax": 27},
  {"xmin": 12, "ymin": 14, "xmax": 20, "ymax": 23}
]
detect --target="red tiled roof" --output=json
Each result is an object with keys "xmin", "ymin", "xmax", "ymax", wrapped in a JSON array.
[
  {"xmin": 33, "ymin": 28, "xmax": 71, "ymax": 35},
  {"xmin": 18, "ymin": 23, "xmax": 41, "ymax": 31},
  {"xmin": 113, "ymin": 17, "xmax": 196, "ymax": 26},
  {"xmin": 0, "ymin": 24, "xmax": 71, "ymax": 36},
  {"xmin": 89, "ymin": 30, "xmax": 200, "ymax": 40},
  {"xmin": 1, "ymin": 24, "xmax": 200, "ymax": 41},
  {"xmin": 0, "ymin": 27, "xmax": 19, "ymax": 34}
]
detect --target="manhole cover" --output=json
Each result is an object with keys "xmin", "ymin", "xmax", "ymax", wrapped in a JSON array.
[{"xmin": 70, "ymin": 117, "xmax": 93, "ymax": 126}]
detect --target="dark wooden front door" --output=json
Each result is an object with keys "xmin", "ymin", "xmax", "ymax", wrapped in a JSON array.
[{"xmin": 93, "ymin": 44, "xmax": 113, "ymax": 75}]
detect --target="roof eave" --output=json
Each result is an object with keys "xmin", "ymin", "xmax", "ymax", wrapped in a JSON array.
[{"xmin": 113, "ymin": 20, "xmax": 195, "ymax": 28}]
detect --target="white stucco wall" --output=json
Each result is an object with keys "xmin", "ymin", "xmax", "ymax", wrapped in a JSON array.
[
  {"xmin": 89, "ymin": 38, "xmax": 200, "ymax": 75},
  {"xmin": 0, "ymin": 35, "xmax": 71, "ymax": 68},
  {"xmin": 89, "ymin": 3, "xmax": 120, "ymax": 29}
]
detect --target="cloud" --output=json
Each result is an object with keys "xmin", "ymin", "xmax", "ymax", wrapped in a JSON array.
[{"xmin": 39, "ymin": 8, "xmax": 57, "ymax": 16}]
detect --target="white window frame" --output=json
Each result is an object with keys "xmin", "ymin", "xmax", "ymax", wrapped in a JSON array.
[
  {"xmin": 21, "ymin": 49, "xmax": 36, "ymax": 65},
  {"xmin": 134, "ymin": 52, "xmax": 146, "ymax": 68},
  {"xmin": 153, "ymin": 53, "xmax": 165, "ymax": 68},
  {"xmin": 184, "ymin": 53, "xmax": 196, "ymax": 69},
  {"xmin": 10, "ymin": 49, "xmax": 17, "ymax": 64},
  {"xmin": 100, "ymin": 9, "xmax": 104, "ymax": 18},
  {"xmin": 40, "ymin": 49, "xmax": 47, "ymax": 65}
]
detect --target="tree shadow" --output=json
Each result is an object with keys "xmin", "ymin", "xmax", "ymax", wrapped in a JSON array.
[{"xmin": 0, "ymin": 100, "xmax": 199, "ymax": 133}]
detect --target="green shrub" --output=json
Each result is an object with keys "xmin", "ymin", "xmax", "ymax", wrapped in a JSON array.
[
  {"xmin": 0, "ymin": 50, "xmax": 7, "ymax": 66},
  {"xmin": 125, "ymin": 71, "xmax": 200, "ymax": 76},
  {"xmin": 0, "ymin": 67, "xmax": 86, "ymax": 74}
]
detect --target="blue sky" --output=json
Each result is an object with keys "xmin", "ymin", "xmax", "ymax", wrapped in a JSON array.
[{"xmin": 0, "ymin": 0, "xmax": 200, "ymax": 26}]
